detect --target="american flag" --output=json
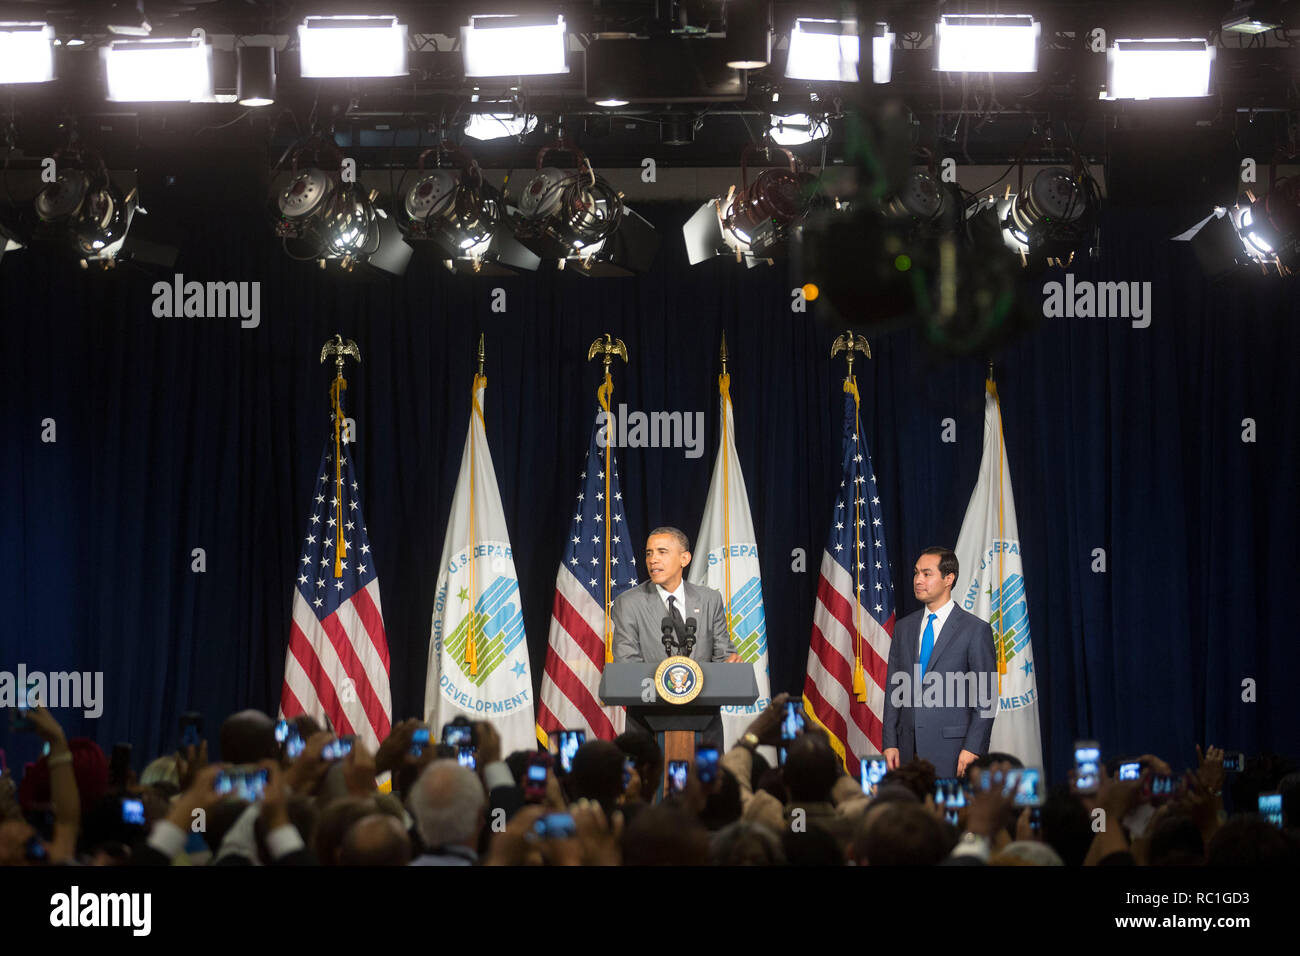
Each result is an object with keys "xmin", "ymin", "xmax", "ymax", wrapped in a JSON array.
[
  {"xmin": 536, "ymin": 405, "xmax": 639, "ymax": 744},
  {"xmin": 803, "ymin": 380, "xmax": 895, "ymax": 769},
  {"xmin": 280, "ymin": 440, "xmax": 392, "ymax": 753}
]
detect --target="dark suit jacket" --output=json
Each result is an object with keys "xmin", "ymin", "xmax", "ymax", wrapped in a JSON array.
[{"xmin": 880, "ymin": 603, "xmax": 997, "ymax": 777}]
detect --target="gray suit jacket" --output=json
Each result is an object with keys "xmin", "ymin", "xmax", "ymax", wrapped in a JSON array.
[
  {"xmin": 880, "ymin": 603, "xmax": 997, "ymax": 777},
  {"xmin": 612, "ymin": 580, "xmax": 735, "ymax": 663}
]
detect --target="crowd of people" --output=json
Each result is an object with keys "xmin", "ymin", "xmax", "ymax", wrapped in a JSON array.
[{"xmin": 2, "ymin": 693, "xmax": 1297, "ymax": 866}]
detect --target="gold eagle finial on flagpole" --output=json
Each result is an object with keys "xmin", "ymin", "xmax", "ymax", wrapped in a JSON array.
[
  {"xmin": 587, "ymin": 333, "xmax": 628, "ymax": 370},
  {"xmin": 830, "ymin": 331, "xmax": 871, "ymax": 377}
]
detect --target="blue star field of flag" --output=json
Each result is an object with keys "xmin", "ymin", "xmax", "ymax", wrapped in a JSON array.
[
  {"xmin": 295, "ymin": 442, "xmax": 378, "ymax": 619},
  {"xmin": 563, "ymin": 411, "xmax": 640, "ymax": 612}
]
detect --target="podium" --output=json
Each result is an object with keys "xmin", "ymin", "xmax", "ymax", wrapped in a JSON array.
[{"xmin": 599, "ymin": 662, "xmax": 759, "ymax": 797}]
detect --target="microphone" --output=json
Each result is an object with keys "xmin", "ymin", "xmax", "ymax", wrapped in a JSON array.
[
  {"xmin": 661, "ymin": 616, "xmax": 677, "ymax": 656},
  {"xmin": 684, "ymin": 617, "xmax": 698, "ymax": 656}
]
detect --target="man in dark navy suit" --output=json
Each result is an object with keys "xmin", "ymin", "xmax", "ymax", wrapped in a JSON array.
[{"xmin": 881, "ymin": 547, "xmax": 997, "ymax": 778}]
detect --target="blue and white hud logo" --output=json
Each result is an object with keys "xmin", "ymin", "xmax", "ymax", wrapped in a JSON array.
[{"xmin": 654, "ymin": 656, "xmax": 704, "ymax": 704}]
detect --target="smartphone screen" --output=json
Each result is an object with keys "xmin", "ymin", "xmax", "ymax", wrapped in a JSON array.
[
  {"xmin": 622, "ymin": 757, "xmax": 635, "ymax": 790},
  {"xmin": 410, "ymin": 727, "xmax": 430, "ymax": 757},
  {"xmin": 668, "ymin": 760, "xmax": 689, "ymax": 794},
  {"xmin": 533, "ymin": 813, "xmax": 576, "ymax": 839},
  {"xmin": 696, "ymin": 747, "xmax": 720, "ymax": 785},
  {"xmin": 524, "ymin": 759, "xmax": 549, "ymax": 802},
  {"xmin": 557, "ymin": 730, "xmax": 585, "ymax": 774},
  {"xmin": 180, "ymin": 712, "xmax": 203, "ymax": 749},
  {"xmin": 1074, "ymin": 741, "xmax": 1101, "ymax": 794},
  {"xmin": 860, "ymin": 757, "xmax": 888, "ymax": 797},
  {"xmin": 320, "ymin": 737, "xmax": 353, "ymax": 762},
  {"xmin": 1258, "ymin": 792, "xmax": 1283, "ymax": 828},
  {"xmin": 1014, "ymin": 768, "xmax": 1045, "ymax": 806},
  {"xmin": 1148, "ymin": 774, "xmax": 1178, "ymax": 803},
  {"xmin": 215, "ymin": 767, "xmax": 269, "ymax": 802},
  {"xmin": 121, "ymin": 797, "xmax": 146, "ymax": 826},
  {"xmin": 1118, "ymin": 760, "xmax": 1142, "ymax": 781},
  {"xmin": 442, "ymin": 722, "xmax": 474, "ymax": 748},
  {"xmin": 274, "ymin": 719, "xmax": 290, "ymax": 744},
  {"xmin": 935, "ymin": 777, "xmax": 967, "ymax": 809},
  {"xmin": 1222, "ymin": 752, "xmax": 1244, "ymax": 773},
  {"xmin": 284, "ymin": 726, "xmax": 305, "ymax": 759},
  {"xmin": 781, "ymin": 701, "xmax": 805, "ymax": 742},
  {"xmin": 1029, "ymin": 806, "xmax": 1043, "ymax": 833},
  {"xmin": 457, "ymin": 745, "xmax": 477, "ymax": 770}
]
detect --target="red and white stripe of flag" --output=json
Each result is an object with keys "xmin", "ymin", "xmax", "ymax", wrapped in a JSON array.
[
  {"xmin": 280, "ymin": 578, "xmax": 393, "ymax": 753},
  {"xmin": 536, "ymin": 566, "xmax": 626, "ymax": 745},
  {"xmin": 804, "ymin": 553, "xmax": 893, "ymax": 768}
]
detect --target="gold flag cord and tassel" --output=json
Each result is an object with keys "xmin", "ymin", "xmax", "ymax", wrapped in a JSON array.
[
  {"xmin": 588, "ymin": 334, "xmax": 629, "ymax": 664},
  {"xmin": 320, "ymin": 335, "xmax": 361, "ymax": 580},
  {"xmin": 830, "ymin": 331, "xmax": 872, "ymax": 703}
]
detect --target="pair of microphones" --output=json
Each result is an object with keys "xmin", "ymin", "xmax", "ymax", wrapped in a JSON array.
[{"xmin": 660, "ymin": 615, "xmax": 698, "ymax": 657}]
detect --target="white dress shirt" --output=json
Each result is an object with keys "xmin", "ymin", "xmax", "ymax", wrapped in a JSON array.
[
  {"xmin": 917, "ymin": 596, "xmax": 958, "ymax": 657},
  {"xmin": 656, "ymin": 580, "xmax": 688, "ymax": 620}
]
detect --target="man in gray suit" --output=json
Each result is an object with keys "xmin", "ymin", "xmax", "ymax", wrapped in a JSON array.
[
  {"xmin": 882, "ymin": 547, "xmax": 998, "ymax": 779},
  {"xmin": 612, "ymin": 527, "xmax": 741, "ymax": 665}
]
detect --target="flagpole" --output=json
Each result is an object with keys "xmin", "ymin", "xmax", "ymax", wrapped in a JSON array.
[
  {"xmin": 319, "ymin": 335, "xmax": 360, "ymax": 579},
  {"xmin": 719, "ymin": 333, "xmax": 733, "ymax": 642},
  {"xmin": 588, "ymin": 334, "xmax": 629, "ymax": 663},
  {"xmin": 464, "ymin": 336, "xmax": 487, "ymax": 676},
  {"xmin": 830, "ymin": 331, "xmax": 872, "ymax": 702},
  {"xmin": 988, "ymin": 362, "xmax": 1007, "ymax": 695}
]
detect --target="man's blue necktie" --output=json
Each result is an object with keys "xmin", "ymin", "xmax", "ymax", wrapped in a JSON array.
[{"xmin": 918, "ymin": 613, "xmax": 938, "ymax": 675}]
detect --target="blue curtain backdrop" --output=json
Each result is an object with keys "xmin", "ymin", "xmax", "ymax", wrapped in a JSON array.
[{"xmin": 2, "ymin": 196, "xmax": 1297, "ymax": 784}]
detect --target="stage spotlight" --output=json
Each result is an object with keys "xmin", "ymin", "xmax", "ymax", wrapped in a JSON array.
[
  {"xmin": 462, "ymin": 14, "xmax": 568, "ymax": 78},
  {"xmin": 884, "ymin": 168, "xmax": 959, "ymax": 233},
  {"xmin": 298, "ymin": 15, "xmax": 408, "ymax": 78},
  {"xmin": 508, "ymin": 146, "xmax": 657, "ymax": 274},
  {"xmin": 237, "ymin": 46, "xmax": 276, "ymax": 106},
  {"xmin": 723, "ymin": 0, "xmax": 772, "ymax": 69},
  {"xmin": 768, "ymin": 113, "xmax": 829, "ymax": 147},
  {"xmin": 786, "ymin": 18, "xmax": 858, "ymax": 82},
  {"xmin": 272, "ymin": 141, "xmax": 409, "ymax": 275},
  {"xmin": 973, "ymin": 166, "xmax": 1099, "ymax": 268},
  {"xmin": 0, "ymin": 22, "xmax": 56, "ymax": 84},
  {"xmin": 1190, "ymin": 176, "xmax": 1300, "ymax": 273},
  {"xmin": 1101, "ymin": 39, "xmax": 1214, "ymax": 100},
  {"xmin": 463, "ymin": 111, "xmax": 537, "ymax": 141},
  {"xmin": 0, "ymin": 221, "xmax": 26, "ymax": 264},
  {"xmin": 684, "ymin": 145, "xmax": 817, "ymax": 266},
  {"xmin": 31, "ymin": 151, "xmax": 138, "ymax": 268},
  {"xmin": 103, "ymin": 37, "xmax": 213, "ymax": 101},
  {"xmin": 1222, "ymin": 1, "xmax": 1286, "ymax": 34},
  {"xmin": 398, "ymin": 146, "xmax": 539, "ymax": 274},
  {"xmin": 935, "ymin": 14, "xmax": 1039, "ymax": 73}
]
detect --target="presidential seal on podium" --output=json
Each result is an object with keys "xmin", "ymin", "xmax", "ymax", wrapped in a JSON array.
[{"xmin": 654, "ymin": 656, "xmax": 704, "ymax": 704}]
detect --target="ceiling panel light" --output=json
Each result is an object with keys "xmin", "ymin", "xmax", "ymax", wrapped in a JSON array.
[
  {"xmin": 1102, "ymin": 39, "xmax": 1214, "ymax": 100},
  {"xmin": 786, "ymin": 18, "xmax": 858, "ymax": 82},
  {"xmin": 935, "ymin": 14, "xmax": 1039, "ymax": 73},
  {"xmin": 104, "ymin": 38, "xmax": 213, "ymax": 102},
  {"xmin": 298, "ymin": 15, "xmax": 408, "ymax": 79},
  {"xmin": 0, "ymin": 22, "xmax": 55, "ymax": 84},
  {"xmin": 462, "ymin": 15, "xmax": 568, "ymax": 78}
]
